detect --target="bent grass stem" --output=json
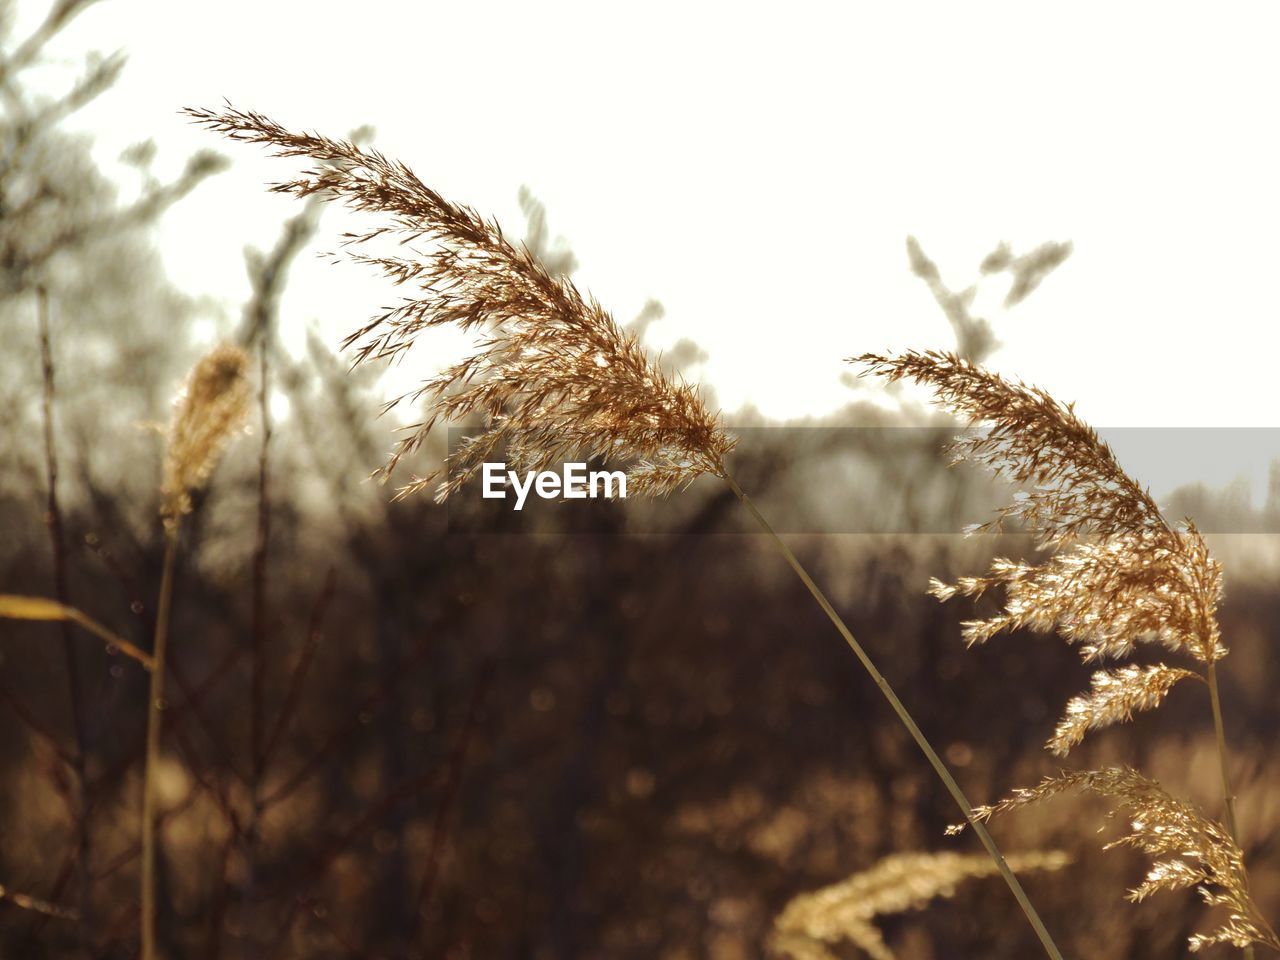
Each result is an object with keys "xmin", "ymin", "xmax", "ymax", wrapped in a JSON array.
[{"xmin": 722, "ymin": 471, "xmax": 1064, "ymax": 960}]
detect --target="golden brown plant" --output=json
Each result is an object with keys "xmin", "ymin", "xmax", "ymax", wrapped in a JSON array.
[
  {"xmin": 954, "ymin": 769, "xmax": 1279, "ymax": 953},
  {"xmin": 161, "ymin": 341, "xmax": 252, "ymax": 522},
  {"xmin": 144, "ymin": 341, "xmax": 250, "ymax": 960},
  {"xmin": 771, "ymin": 850, "xmax": 1069, "ymax": 960},
  {"xmin": 856, "ymin": 350, "xmax": 1223, "ymax": 751},
  {"xmin": 183, "ymin": 105, "xmax": 733, "ymax": 501},
  {"xmin": 190, "ymin": 107, "xmax": 1065, "ymax": 960},
  {"xmin": 855, "ymin": 350, "xmax": 1273, "ymax": 953},
  {"xmin": 1048, "ymin": 664, "xmax": 1198, "ymax": 756}
]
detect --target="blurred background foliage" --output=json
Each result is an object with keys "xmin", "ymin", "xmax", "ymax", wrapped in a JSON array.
[{"xmin": 1, "ymin": 3, "xmax": 1278, "ymax": 958}]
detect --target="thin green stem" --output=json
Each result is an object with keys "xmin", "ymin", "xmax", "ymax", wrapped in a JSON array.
[
  {"xmin": 722, "ymin": 471, "xmax": 1064, "ymax": 960},
  {"xmin": 141, "ymin": 521, "xmax": 179, "ymax": 960}
]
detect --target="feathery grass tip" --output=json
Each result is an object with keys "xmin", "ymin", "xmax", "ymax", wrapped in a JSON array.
[
  {"xmin": 161, "ymin": 341, "xmax": 251, "ymax": 523},
  {"xmin": 183, "ymin": 104, "xmax": 735, "ymax": 501}
]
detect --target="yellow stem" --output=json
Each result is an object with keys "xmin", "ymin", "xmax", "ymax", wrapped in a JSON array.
[
  {"xmin": 64, "ymin": 609, "xmax": 155, "ymax": 671},
  {"xmin": 723, "ymin": 472, "xmax": 1064, "ymax": 960}
]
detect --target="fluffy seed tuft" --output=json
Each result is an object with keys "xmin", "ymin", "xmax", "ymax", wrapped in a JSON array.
[
  {"xmin": 162, "ymin": 342, "xmax": 251, "ymax": 523},
  {"xmin": 951, "ymin": 768, "xmax": 1279, "ymax": 953},
  {"xmin": 1048, "ymin": 664, "xmax": 1197, "ymax": 756},
  {"xmin": 854, "ymin": 351, "xmax": 1226, "ymax": 754}
]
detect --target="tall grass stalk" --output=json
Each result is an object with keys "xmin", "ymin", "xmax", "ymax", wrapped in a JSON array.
[
  {"xmin": 858, "ymin": 349, "xmax": 1278, "ymax": 955},
  {"xmin": 723, "ymin": 472, "xmax": 1064, "ymax": 960},
  {"xmin": 140, "ymin": 522, "xmax": 177, "ymax": 960},
  {"xmin": 142, "ymin": 341, "xmax": 250, "ymax": 960}
]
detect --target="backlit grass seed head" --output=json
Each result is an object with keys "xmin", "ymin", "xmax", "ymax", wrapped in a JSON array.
[
  {"xmin": 185, "ymin": 105, "xmax": 735, "ymax": 501},
  {"xmin": 770, "ymin": 850, "xmax": 1069, "ymax": 960},
  {"xmin": 855, "ymin": 351, "xmax": 1225, "ymax": 754},
  {"xmin": 1048, "ymin": 664, "xmax": 1198, "ymax": 756},
  {"xmin": 951, "ymin": 767, "xmax": 1280, "ymax": 953},
  {"xmin": 162, "ymin": 342, "xmax": 251, "ymax": 523}
]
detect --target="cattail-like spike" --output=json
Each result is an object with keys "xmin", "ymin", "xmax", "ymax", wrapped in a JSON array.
[
  {"xmin": 771, "ymin": 850, "xmax": 1069, "ymax": 960},
  {"xmin": 949, "ymin": 768, "xmax": 1280, "ymax": 953},
  {"xmin": 183, "ymin": 105, "xmax": 734, "ymax": 500},
  {"xmin": 161, "ymin": 341, "xmax": 251, "ymax": 522}
]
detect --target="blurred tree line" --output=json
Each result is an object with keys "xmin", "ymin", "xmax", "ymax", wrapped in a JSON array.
[{"xmin": 1, "ymin": 3, "xmax": 1277, "ymax": 958}]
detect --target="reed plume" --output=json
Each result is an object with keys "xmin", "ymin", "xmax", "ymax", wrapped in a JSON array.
[
  {"xmin": 189, "ymin": 106, "xmax": 1063, "ymax": 960},
  {"xmin": 856, "ymin": 349, "xmax": 1272, "ymax": 953},
  {"xmin": 955, "ymin": 768, "xmax": 1279, "ymax": 953},
  {"xmin": 183, "ymin": 104, "xmax": 733, "ymax": 501},
  {"xmin": 856, "ymin": 350, "xmax": 1224, "ymax": 748},
  {"xmin": 771, "ymin": 850, "xmax": 1069, "ymax": 960},
  {"xmin": 143, "ymin": 340, "xmax": 250, "ymax": 960},
  {"xmin": 161, "ymin": 341, "xmax": 253, "ymax": 522}
]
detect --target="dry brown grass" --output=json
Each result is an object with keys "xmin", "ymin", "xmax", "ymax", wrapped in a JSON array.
[
  {"xmin": 144, "ymin": 341, "xmax": 251, "ymax": 960},
  {"xmin": 188, "ymin": 105, "xmax": 1068, "ymax": 959},
  {"xmin": 960, "ymin": 769, "xmax": 1278, "ymax": 953},
  {"xmin": 161, "ymin": 341, "xmax": 252, "ymax": 522},
  {"xmin": 856, "ymin": 349, "xmax": 1277, "ymax": 954},
  {"xmin": 183, "ymin": 105, "xmax": 734, "ymax": 502}
]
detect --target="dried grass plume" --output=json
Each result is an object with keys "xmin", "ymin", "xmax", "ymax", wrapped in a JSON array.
[
  {"xmin": 952, "ymin": 768, "xmax": 1280, "ymax": 953},
  {"xmin": 184, "ymin": 104, "xmax": 735, "ymax": 501},
  {"xmin": 770, "ymin": 850, "xmax": 1069, "ymax": 960},
  {"xmin": 161, "ymin": 341, "xmax": 251, "ymax": 523},
  {"xmin": 855, "ymin": 350, "xmax": 1276, "ymax": 953},
  {"xmin": 855, "ymin": 350, "xmax": 1224, "ymax": 752}
]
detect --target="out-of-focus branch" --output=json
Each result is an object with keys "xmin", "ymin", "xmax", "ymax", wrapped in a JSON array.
[
  {"xmin": 906, "ymin": 236, "xmax": 998, "ymax": 363},
  {"xmin": 0, "ymin": 0, "xmax": 100, "ymax": 88},
  {"xmin": 906, "ymin": 235, "xmax": 1071, "ymax": 363},
  {"xmin": 1, "ymin": 150, "xmax": 229, "ymax": 296},
  {"xmin": 0, "ymin": 880, "xmax": 80, "ymax": 922}
]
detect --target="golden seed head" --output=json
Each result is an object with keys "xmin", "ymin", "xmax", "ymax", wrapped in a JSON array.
[
  {"xmin": 856, "ymin": 350, "xmax": 1226, "ymax": 755},
  {"xmin": 162, "ymin": 342, "xmax": 251, "ymax": 523},
  {"xmin": 953, "ymin": 768, "xmax": 1277, "ymax": 953},
  {"xmin": 185, "ymin": 104, "xmax": 735, "ymax": 501},
  {"xmin": 771, "ymin": 850, "xmax": 1069, "ymax": 960}
]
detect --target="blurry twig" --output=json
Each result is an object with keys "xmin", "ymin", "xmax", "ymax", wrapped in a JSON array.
[
  {"xmin": 411, "ymin": 661, "xmax": 494, "ymax": 945},
  {"xmin": 37, "ymin": 289, "xmax": 95, "ymax": 951},
  {"xmin": 906, "ymin": 236, "xmax": 1071, "ymax": 363},
  {"xmin": 0, "ymin": 880, "xmax": 80, "ymax": 922},
  {"xmin": 979, "ymin": 239, "xmax": 1072, "ymax": 308},
  {"xmin": 260, "ymin": 568, "xmax": 338, "ymax": 768},
  {"xmin": 906, "ymin": 236, "xmax": 999, "ymax": 363},
  {"xmin": 0, "ymin": 594, "xmax": 155, "ymax": 670},
  {"xmin": 0, "ymin": 0, "xmax": 99, "ymax": 86}
]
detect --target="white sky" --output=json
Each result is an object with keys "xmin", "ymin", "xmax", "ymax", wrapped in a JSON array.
[{"xmin": 18, "ymin": 1, "xmax": 1280, "ymax": 495}]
